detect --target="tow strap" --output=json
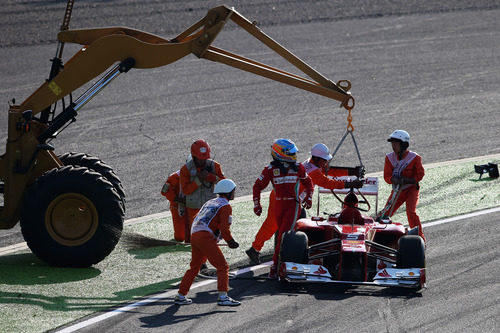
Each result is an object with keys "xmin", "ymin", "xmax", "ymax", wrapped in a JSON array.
[{"xmin": 330, "ymin": 104, "xmax": 364, "ymax": 167}]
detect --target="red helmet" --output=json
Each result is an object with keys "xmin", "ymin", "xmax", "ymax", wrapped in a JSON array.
[
  {"xmin": 191, "ymin": 139, "xmax": 211, "ymax": 160},
  {"xmin": 339, "ymin": 207, "xmax": 363, "ymax": 225}
]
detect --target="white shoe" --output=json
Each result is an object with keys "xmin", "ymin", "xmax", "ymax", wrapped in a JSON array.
[
  {"xmin": 174, "ymin": 295, "xmax": 192, "ymax": 305},
  {"xmin": 217, "ymin": 295, "xmax": 241, "ymax": 306}
]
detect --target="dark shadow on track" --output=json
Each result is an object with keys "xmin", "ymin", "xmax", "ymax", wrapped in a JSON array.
[
  {"xmin": 136, "ymin": 261, "xmax": 422, "ymax": 330},
  {"xmin": 0, "ymin": 253, "xmax": 101, "ymax": 285},
  {"xmin": 140, "ymin": 291, "xmax": 238, "ymax": 329}
]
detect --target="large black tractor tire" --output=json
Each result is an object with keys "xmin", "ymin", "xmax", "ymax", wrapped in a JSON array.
[
  {"xmin": 397, "ymin": 235, "xmax": 426, "ymax": 268},
  {"xmin": 58, "ymin": 152, "xmax": 126, "ymax": 211},
  {"xmin": 280, "ymin": 231, "xmax": 308, "ymax": 264},
  {"xmin": 20, "ymin": 166, "xmax": 124, "ymax": 267}
]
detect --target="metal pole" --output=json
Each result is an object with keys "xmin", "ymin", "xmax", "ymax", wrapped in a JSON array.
[
  {"xmin": 349, "ymin": 131, "xmax": 364, "ymax": 167},
  {"xmin": 73, "ymin": 65, "xmax": 122, "ymax": 112},
  {"xmin": 73, "ymin": 57, "xmax": 135, "ymax": 112},
  {"xmin": 331, "ymin": 130, "xmax": 349, "ymax": 160}
]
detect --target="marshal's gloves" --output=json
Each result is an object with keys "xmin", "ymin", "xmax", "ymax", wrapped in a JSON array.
[
  {"xmin": 253, "ymin": 199, "xmax": 262, "ymax": 216},
  {"xmin": 197, "ymin": 170, "xmax": 217, "ymax": 183},
  {"xmin": 400, "ymin": 176, "xmax": 415, "ymax": 185},
  {"xmin": 197, "ymin": 170, "xmax": 208, "ymax": 181},
  {"xmin": 347, "ymin": 166, "xmax": 365, "ymax": 178},
  {"xmin": 227, "ymin": 238, "xmax": 239, "ymax": 249},
  {"xmin": 344, "ymin": 179, "xmax": 364, "ymax": 189},
  {"xmin": 390, "ymin": 175, "xmax": 401, "ymax": 185},
  {"xmin": 355, "ymin": 166, "xmax": 365, "ymax": 178},
  {"xmin": 204, "ymin": 173, "xmax": 216, "ymax": 183},
  {"xmin": 391, "ymin": 176, "xmax": 416, "ymax": 185}
]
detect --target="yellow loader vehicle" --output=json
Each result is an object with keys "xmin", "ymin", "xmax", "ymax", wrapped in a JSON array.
[{"xmin": 0, "ymin": 1, "xmax": 354, "ymax": 267}]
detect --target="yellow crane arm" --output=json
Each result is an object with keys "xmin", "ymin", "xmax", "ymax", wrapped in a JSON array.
[
  {"xmin": 1, "ymin": 5, "xmax": 354, "ymax": 230},
  {"xmin": 19, "ymin": 5, "xmax": 353, "ymax": 115}
]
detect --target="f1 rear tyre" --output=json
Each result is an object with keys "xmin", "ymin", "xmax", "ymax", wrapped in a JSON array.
[
  {"xmin": 20, "ymin": 166, "xmax": 124, "ymax": 267},
  {"xmin": 397, "ymin": 235, "xmax": 425, "ymax": 268},
  {"xmin": 58, "ymin": 152, "xmax": 126, "ymax": 210},
  {"xmin": 280, "ymin": 231, "xmax": 308, "ymax": 264}
]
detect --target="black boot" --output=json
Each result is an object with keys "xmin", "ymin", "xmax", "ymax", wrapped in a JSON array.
[{"xmin": 245, "ymin": 247, "xmax": 261, "ymax": 264}]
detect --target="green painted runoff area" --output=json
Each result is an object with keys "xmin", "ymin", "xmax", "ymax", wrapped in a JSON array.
[{"xmin": 0, "ymin": 158, "xmax": 499, "ymax": 333}]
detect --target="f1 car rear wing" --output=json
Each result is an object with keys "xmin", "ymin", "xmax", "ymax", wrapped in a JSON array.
[{"xmin": 318, "ymin": 176, "xmax": 379, "ymax": 214}]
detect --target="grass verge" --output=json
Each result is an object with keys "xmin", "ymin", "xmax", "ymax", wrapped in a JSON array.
[{"xmin": 0, "ymin": 158, "xmax": 498, "ymax": 332}]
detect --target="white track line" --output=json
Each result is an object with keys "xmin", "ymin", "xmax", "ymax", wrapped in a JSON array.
[
  {"xmin": 31, "ymin": 206, "xmax": 500, "ymax": 332},
  {"xmin": 56, "ymin": 205, "xmax": 500, "ymax": 332},
  {"xmin": 0, "ymin": 241, "xmax": 27, "ymax": 255},
  {"xmin": 123, "ymin": 153, "xmax": 500, "ymax": 226},
  {"xmin": 55, "ymin": 262, "xmax": 272, "ymax": 333},
  {"xmin": 1, "ymin": 152, "xmax": 499, "ymax": 255},
  {"xmin": 422, "ymin": 206, "xmax": 500, "ymax": 228}
]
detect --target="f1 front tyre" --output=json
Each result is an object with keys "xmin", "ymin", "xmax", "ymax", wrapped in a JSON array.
[
  {"xmin": 280, "ymin": 231, "xmax": 308, "ymax": 264},
  {"xmin": 397, "ymin": 235, "xmax": 425, "ymax": 268}
]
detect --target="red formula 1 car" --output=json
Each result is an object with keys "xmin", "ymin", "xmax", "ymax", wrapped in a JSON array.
[{"xmin": 278, "ymin": 177, "xmax": 426, "ymax": 290}]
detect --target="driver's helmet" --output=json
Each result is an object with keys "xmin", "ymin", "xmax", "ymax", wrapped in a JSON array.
[
  {"xmin": 339, "ymin": 206, "xmax": 363, "ymax": 225},
  {"xmin": 271, "ymin": 138, "xmax": 298, "ymax": 162},
  {"xmin": 343, "ymin": 191, "xmax": 359, "ymax": 208}
]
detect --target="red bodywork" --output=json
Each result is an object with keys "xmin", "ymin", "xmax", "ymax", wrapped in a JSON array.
[
  {"xmin": 293, "ymin": 214, "xmax": 406, "ymax": 282},
  {"xmin": 279, "ymin": 180, "xmax": 426, "ymax": 290}
]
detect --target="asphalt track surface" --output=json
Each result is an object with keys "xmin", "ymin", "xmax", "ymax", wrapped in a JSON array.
[
  {"xmin": 55, "ymin": 209, "xmax": 500, "ymax": 333},
  {"xmin": 1, "ymin": 1, "xmax": 499, "ymax": 225},
  {"xmin": 0, "ymin": 1, "xmax": 499, "ymax": 331}
]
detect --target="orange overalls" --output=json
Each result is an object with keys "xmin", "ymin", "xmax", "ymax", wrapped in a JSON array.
[
  {"xmin": 251, "ymin": 189, "xmax": 276, "ymax": 252},
  {"xmin": 383, "ymin": 150, "xmax": 426, "ymax": 241},
  {"xmin": 180, "ymin": 160, "xmax": 225, "ymax": 241},
  {"xmin": 253, "ymin": 162, "xmax": 313, "ymax": 267},
  {"xmin": 251, "ymin": 160, "xmax": 347, "ymax": 252},
  {"xmin": 300, "ymin": 159, "xmax": 348, "ymax": 195},
  {"xmin": 178, "ymin": 197, "xmax": 235, "ymax": 295},
  {"xmin": 161, "ymin": 170, "xmax": 187, "ymax": 242}
]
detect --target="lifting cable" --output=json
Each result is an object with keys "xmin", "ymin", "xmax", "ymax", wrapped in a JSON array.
[
  {"xmin": 325, "ymin": 98, "xmax": 367, "ymax": 213},
  {"xmin": 313, "ymin": 96, "xmax": 365, "ymax": 216},
  {"xmin": 331, "ymin": 98, "xmax": 364, "ymax": 168}
]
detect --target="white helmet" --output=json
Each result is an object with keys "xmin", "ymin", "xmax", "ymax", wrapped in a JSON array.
[
  {"xmin": 388, "ymin": 130, "xmax": 410, "ymax": 143},
  {"xmin": 310, "ymin": 143, "xmax": 332, "ymax": 161},
  {"xmin": 214, "ymin": 179, "xmax": 236, "ymax": 194}
]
